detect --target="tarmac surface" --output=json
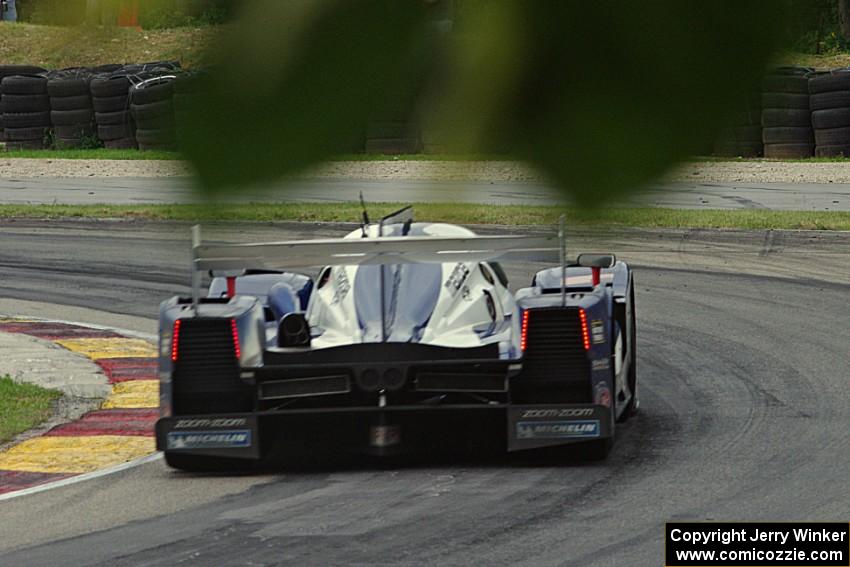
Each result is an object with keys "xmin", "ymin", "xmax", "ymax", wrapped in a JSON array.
[
  {"xmin": 2, "ymin": 176, "xmax": 850, "ymax": 209},
  {"xmin": 0, "ymin": 220, "xmax": 848, "ymax": 565}
]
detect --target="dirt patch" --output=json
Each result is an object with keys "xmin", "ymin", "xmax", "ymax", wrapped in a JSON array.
[
  {"xmin": 665, "ymin": 161, "xmax": 850, "ymax": 184},
  {"xmin": 0, "ymin": 158, "xmax": 192, "ymax": 177},
  {"xmin": 3, "ymin": 155, "xmax": 850, "ymax": 185},
  {"xmin": 302, "ymin": 160, "xmax": 542, "ymax": 183}
]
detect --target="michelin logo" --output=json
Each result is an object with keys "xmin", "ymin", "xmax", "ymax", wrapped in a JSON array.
[
  {"xmin": 167, "ymin": 430, "xmax": 252, "ymax": 450},
  {"xmin": 516, "ymin": 420, "xmax": 600, "ymax": 439}
]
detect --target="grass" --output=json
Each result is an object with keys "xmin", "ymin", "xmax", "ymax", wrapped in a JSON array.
[
  {"xmin": 0, "ymin": 375, "xmax": 61, "ymax": 445},
  {"xmin": 0, "ymin": 22, "xmax": 225, "ymax": 69},
  {"xmin": 775, "ymin": 49, "xmax": 850, "ymax": 70},
  {"xmin": 0, "ymin": 202, "xmax": 849, "ymax": 230},
  {"xmin": 2, "ymin": 148, "xmax": 183, "ymax": 160}
]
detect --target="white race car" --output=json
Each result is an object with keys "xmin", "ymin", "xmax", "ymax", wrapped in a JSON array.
[{"xmin": 156, "ymin": 208, "xmax": 637, "ymax": 470}]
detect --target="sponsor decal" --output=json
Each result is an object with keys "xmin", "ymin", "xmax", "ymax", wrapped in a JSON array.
[
  {"xmin": 331, "ymin": 269, "xmax": 351, "ymax": 304},
  {"xmin": 516, "ymin": 420, "xmax": 600, "ymax": 439},
  {"xmin": 591, "ymin": 319, "xmax": 605, "ymax": 344},
  {"xmin": 594, "ymin": 381, "xmax": 612, "ymax": 408},
  {"xmin": 591, "ymin": 358, "xmax": 610, "ymax": 372},
  {"xmin": 444, "ymin": 263, "xmax": 470, "ymax": 296},
  {"xmin": 166, "ymin": 429, "xmax": 252, "ymax": 450},
  {"xmin": 174, "ymin": 418, "xmax": 247, "ymax": 429},
  {"xmin": 520, "ymin": 408, "xmax": 594, "ymax": 418}
]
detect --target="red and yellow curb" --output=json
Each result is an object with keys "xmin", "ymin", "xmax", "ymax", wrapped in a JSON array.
[{"xmin": 0, "ymin": 319, "xmax": 159, "ymax": 495}]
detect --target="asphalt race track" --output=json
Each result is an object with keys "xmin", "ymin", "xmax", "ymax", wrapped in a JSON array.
[
  {"xmin": 0, "ymin": 220, "xmax": 848, "ymax": 566},
  {"xmin": 2, "ymin": 176, "xmax": 850, "ymax": 209}
]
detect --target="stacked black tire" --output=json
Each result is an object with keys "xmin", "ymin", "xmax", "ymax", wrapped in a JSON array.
[
  {"xmin": 90, "ymin": 75, "xmax": 137, "ymax": 149},
  {"xmin": 0, "ymin": 65, "xmax": 47, "ymax": 143},
  {"xmin": 0, "ymin": 74, "xmax": 51, "ymax": 150},
  {"xmin": 808, "ymin": 70, "xmax": 850, "ymax": 157},
  {"xmin": 172, "ymin": 72, "xmax": 208, "ymax": 149},
  {"xmin": 48, "ymin": 71, "xmax": 96, "ymax": 148},
  {"xmin": 714, "ymin": 93, "xmax": 763, "ymax": 157},
  {"xmin": 365, "ymin": 121, "xmax": 421, "ymax": 154},
  {"xmin": 761, "ymin": 67, "xmax": 814, "ymax": 159},
  {"xmin": 130, "ymin": 77, "xmax": 178, "ymax": 150}
]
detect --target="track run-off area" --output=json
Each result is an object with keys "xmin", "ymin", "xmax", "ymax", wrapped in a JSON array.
[{"xmin": 0, "ymin": 220, "xmax": 848, "ymax": 566}]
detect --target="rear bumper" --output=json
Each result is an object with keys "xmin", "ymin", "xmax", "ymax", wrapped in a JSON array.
[{"xmin": 156, "ymin": 403, "xmax": 613, "ymax": 459}]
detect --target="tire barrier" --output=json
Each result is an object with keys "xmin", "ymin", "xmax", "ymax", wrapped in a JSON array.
[
  {"xmin": 714, "ymin": 92, "xmax": 763, "ymax": 158},
  {"xmin": 91, "ymin": 74, "xmax": 137, "ymax": 149},
  {"xmin": 8, "ymin": 61, "xmax": 850, "ymax": 159},
  {"xmin": 0, "ymin": 65, "xmax": 47, "ymax": 143},
  {"xmin": 808, "ymin": 69, "xmax": 850, "ymax": 157},
  {"xmin": 172, "ymin": 71, "xmax": 209, "ymax": 149},
  {"xmin": 130, "ymin": 76, "xmax": 178, "ymax": 151},
  {"xmin": 0, "ymin": 74, "xmax": 50, "ymax": 150},
  {"xmin": 90, "ymin": 61, "xmax": 181, "ymax": 150},
  {"xmin": 0, "ymin": 61, "xmax": 182, "ymax": 151},
  {"xmin": 364, "ymin": 120, "xmax": 422, "ymax": 154},
  {"xmin": 0, "ymin": 61, "xmax": 180, "ymax": 149},
  {"xmin": 47, "ymin": 70, "xmax": 95, "ymax": 149},
  {"xmin": 760, "ymin": 66, "xmax": 815, "ymax": 159}
]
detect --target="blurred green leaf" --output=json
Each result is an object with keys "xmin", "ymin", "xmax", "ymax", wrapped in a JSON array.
[
  {"xmin": 181, "ymin": 0, "xmax": 435, "ymax": 193},
  {"xmin": 182, "ymin": 0, "xmax": 783, "ymax": 205}
]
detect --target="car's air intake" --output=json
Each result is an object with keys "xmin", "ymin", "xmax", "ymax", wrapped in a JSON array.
[
  {"xmin": 172, "ymin": 318, "xmax": 252, "ymax": 414},
  {"xmin": 513, "ymin": 307, "xmax": 592, "ymax": 403}
]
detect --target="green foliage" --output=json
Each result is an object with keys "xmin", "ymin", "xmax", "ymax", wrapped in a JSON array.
[
  {"xmin": 138, "ymin": 3, "xmax": 187, "ymax": 30},
  {"xmin": 139, "ymin": 0, "xmax": 240, "ymax": 29},
  {"xmin": 42, "ymin": 128, "xmax": 54, "ymax": 149},
  {"xmin": 18, "ymin": 0, "xmax": 238, "ymax": 27},
  {"xmin": 52, "ymin": 131, "xmax": 104, "ymax": 150},
  {"xmin": 784, "ymin": 0, "xmax": 850, "ymax": 54},
  {"xmin": 79, "ymin": 131, "xmax": 105, "ymax": 150},
  {"xmin": 23, "ymin": 0, "xmax": 87, "ymax": 25},
  {"xmin": 179, "ymin": 0, "xmax": 784, "ymax": 206},
  {"xmin": 0, "ymin": 375, "xmax": 60, "ymax": 444}
]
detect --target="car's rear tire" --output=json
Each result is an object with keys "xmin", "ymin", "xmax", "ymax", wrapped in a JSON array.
[
  {"xmin": 622, "ymin": 283, "xmax": 639, "ymax": 419},
  {"xmin": 614, "ymin": 280, "xmax": 638, "ymax": 422}
]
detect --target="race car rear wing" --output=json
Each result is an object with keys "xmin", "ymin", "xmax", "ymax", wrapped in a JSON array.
[{"xmin": 188, "ymin": 225, "xmax": 561, "ymax": 311}]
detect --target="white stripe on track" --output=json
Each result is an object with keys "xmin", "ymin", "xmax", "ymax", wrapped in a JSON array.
[{"xmin": 0, "ymin": 452, "xmax": 163, "ymax": 502}]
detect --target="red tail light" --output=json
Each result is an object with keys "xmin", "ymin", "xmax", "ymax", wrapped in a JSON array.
[
  {"xmin": 578, "ymin": 308, "xmax": 591, "ymax": 351},
  {"xmin": 230, "ymin": 318, "xmax": 241, "ymax": 360},
  {"xmin": 520, "ymin": 309, "xmax": 530, "ymax": 351},
  {"xmin": 171, "ymin": 319, "xmax": 182, "ymax": 362}
]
